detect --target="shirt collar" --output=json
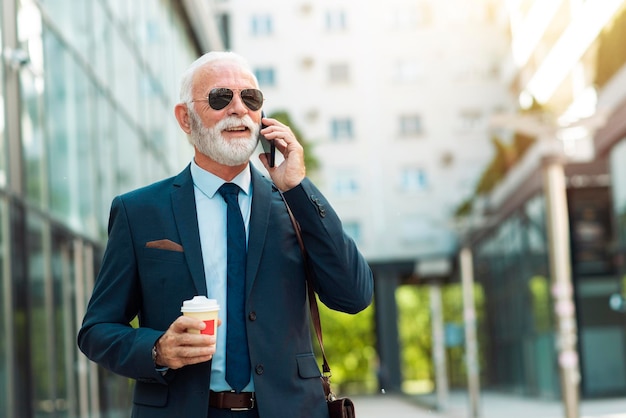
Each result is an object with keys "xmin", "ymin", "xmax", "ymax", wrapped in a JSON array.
[{"xmin": 190, "ymin": 159, "xmax": 252, "ymax": 198}]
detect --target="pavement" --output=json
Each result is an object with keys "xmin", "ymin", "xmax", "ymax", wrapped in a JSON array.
[{"xmin": 350, "ymin": 391, "xmax": 626, "ymax": 418}]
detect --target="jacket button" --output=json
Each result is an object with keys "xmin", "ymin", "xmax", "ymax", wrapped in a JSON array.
[
  {"xmin": 248, "ymin": 312, "xmax": 257, "ymax": 321},
  {"xmin": 310, "ymin": 195, "xmax": 326, "ymax": 217},
  {"xmin": 255, "ymin": 364, "xmax": 264, "ymax": 375}
]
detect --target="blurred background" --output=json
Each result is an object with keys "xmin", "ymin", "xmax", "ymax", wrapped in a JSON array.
[{"xmin": 2, "ymin": 0, "xmax": 626, "ymax": 417}]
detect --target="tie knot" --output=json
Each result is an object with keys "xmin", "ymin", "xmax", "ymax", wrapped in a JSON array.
[{"xmin": 218, "ymin": 183, "xmax": 241, "ymax": 200}]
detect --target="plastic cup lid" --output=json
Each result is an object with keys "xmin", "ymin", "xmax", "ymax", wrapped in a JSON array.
[{"xmin": 181, "ymin": 296, "xmax": 220, "ymax": 312}]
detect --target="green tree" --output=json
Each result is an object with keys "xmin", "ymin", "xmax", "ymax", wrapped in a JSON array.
[
  {"xmin": 267, "ymin": 110, "xmax": 320, "ymax": 173},
  {"xmin": 396, "ymin": 283, "xmax": 486, "ymax": 391},
  {"xmin": 316, "ymin": 303, "xmax": 378, "ymax": 394},
  {"xmin": 396, "ymin": 286, "xmax": 433, "ymax": 387}
]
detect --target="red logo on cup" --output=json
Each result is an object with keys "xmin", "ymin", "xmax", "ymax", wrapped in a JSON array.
[{"xmin": 201, "ymin": 319, "xmax": 215, "ymax": 335}]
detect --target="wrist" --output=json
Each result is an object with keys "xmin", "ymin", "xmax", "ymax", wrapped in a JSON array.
[
  {"xmin": 152, "ymin": 342, "xmax": 169, "ymax": 375},
  {"xmin": 151, "ymin": 344, "xmax": 160, "ymax": 365}
]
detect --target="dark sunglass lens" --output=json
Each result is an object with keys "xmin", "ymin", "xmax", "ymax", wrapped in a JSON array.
[
  {"xmin": 241, "ymin": 89, "xmax": 264, "ymax": 111},
  {"xmin": 208, "ymin": 88, "xmax": 234, "ymax": 110}
]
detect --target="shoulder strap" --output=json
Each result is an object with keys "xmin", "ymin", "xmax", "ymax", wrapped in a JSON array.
[{"xmin": 279, "ymin": 191, "xmax": 332, "ymax": 376}]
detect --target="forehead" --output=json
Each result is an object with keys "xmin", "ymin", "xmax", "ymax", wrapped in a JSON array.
[{"xmin": 193, "ymin": 61, "xmax": 257, "ymax": 92}]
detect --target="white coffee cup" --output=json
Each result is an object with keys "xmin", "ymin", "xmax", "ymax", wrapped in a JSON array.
[{"xmin": 181, "ymin": 296, "xmax": 220, "ymax": 336}]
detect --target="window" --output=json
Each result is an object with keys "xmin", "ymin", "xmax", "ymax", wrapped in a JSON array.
[
  {"xmin": 399, "ymin": 115, "xmax": 423, "ymax": 137},
  {"xmin": 300, "ymin": 3, "xmax": 313, "ymax": 15},
  {"xmin": 251, "ymin": 15, "xmax": 273, "ymax": 36},
  {"xmin": 387, "ymin": 2, "xmax": 432, "ymax": 29},
  {"xmin": 388, "ymin": 8, "xmax": 417, "ymax": 30},
  {"xmin": 458, "ymin": 109, "xmax": 483, "ymax": 130},
  {"xmin": 328, "ymin": 63, "xmax": 349, "ymax": 83},
  {"xmin": 325, "ymin": 10, "xmax": 346, "ymax": 31},
  {"xmin": 455, "ymin": 63, "xmax": 500, "ymax": 82},
  {"xmin": 300, "ymin": 57, "xmax": 314, "ymax": 70},
  {"xmin": 394, "ymin": 60, "xmax": 422, "ymax": 82},
  {"xmin": 333, "ymin": 171, "xmax": 359, "ymax": 196},
  {"xmin": 254, "ymin": 67, "xmax": 276, "ymax": 87},
  {"xmin": 400, "ymin": 167, "xmax": 428, "ymax": 192},
  {"xmin": 330, "ymin": 118, "xmax": 354, "ymax": 141}
]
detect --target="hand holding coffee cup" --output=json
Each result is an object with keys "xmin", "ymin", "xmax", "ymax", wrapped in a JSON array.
[
  {"xmin": 180, "ymin": 296, "xmax": 220, "ymax": 336},
  {"xmin": 152, "ymin": 297, "xmax": 220, "ymax": 369}
]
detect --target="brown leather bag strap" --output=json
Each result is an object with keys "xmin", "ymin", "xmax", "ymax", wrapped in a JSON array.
[{"xmin": 279, "ymin": 191, "xmax": 332, "ymax": 376}]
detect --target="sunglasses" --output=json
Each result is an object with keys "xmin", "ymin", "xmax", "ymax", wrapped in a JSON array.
[{"xmin": 194, "ymin": 88, "xmax": 264, "ymax": 111}]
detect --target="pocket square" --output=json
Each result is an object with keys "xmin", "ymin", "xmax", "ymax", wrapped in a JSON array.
[{"xmin": 145, "ymin": 239, "xmax": 184, "ymax": 252}]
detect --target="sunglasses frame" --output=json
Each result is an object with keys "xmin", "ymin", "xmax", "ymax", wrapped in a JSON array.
[{"xmin": 191, "ymin": 87, "xmax": 264, "ymax": 111}]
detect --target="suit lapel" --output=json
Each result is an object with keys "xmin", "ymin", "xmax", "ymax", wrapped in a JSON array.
[
  {"xmin": 171, "ymin": 165, "xmax": 208, "ymax": 296},
  {"xmin": 246, "ymin": 166, "xmax": 272, "ymax": 297}
]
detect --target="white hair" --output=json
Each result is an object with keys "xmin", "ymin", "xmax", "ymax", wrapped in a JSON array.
[{"xmin": 179, "ymin": 51, "xmax": 258, "ymax": 103}]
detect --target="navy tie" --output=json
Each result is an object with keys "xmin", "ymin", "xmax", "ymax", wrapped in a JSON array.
[{"xmin": 218, "ymin": 183, "xmax": 251, "ymax": 392}]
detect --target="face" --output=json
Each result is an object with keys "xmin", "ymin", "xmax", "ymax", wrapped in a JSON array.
[{"xmin": 187, "ymin": 62, "xmax": 261, "ymax": 166}]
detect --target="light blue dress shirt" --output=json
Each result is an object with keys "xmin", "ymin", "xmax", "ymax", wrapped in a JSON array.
[{"xmin": 190, "ymin": 159, "xmax": 254, "ymax": 393}]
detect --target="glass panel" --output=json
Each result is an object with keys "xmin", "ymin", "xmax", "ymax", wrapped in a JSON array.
[
  {"xmin": 110, "ymin": 22, "xmax": 140, "ymax": 126},
  {"xmin": 21, "ymin": 75, "xmax": 46, "ymax": 206},
  {"xmin": 51, "ymin": 229, "xmax": 78, "ymax": 418},
  {"xmin": 94, "ymin": 94, "xmax": 116, "ymax": 239},
  {"xmin": 610, "ymin": 138, "xmax": 626, "ymax": 254},
  {"xmin": 20, "ymin": 1, "xmax": 46, "ymax": 206},
  {"xmin": 0, "ymin": 198, "xmax": 8, "ymax": 418},
  {"xmin": 38, "ymin": 0, "xmax": 89, "ymax": 57},
  {"xmin": 0, "ymin": 0, "xmax": 6, "ymax": 410},
  {"xmin": 106, "ymin": 0, "xmax": 131, "ymax": 27},
  {"xmin": 26, "ymin": 213, "xmax": 52, "ymax": 417},
  {"xmin": 11, "ymin": 202, "xmax": 30, "ymax": 414},
  {"xmin": 91, "ymin": 1, "xmax": 113, "ymax": 93},
  {"xmin": 42, "ymin": 31, "xmax": 95, "ymax": 236},
  {"xmin": 43, "ymin": 33, "xmax": 71, "ymax": 220},
  {"xmin": 475, "ymin": 197, "xmax": 557, "ymax": 396},
  {"xmin": 0, "ymin": 4, "xmax": 6, "ymax": 190},
  {"xmin": 75, "ymin": 80, "xmax": 96, "ymax": 237},
  {"xmin": 115, "ymin": 113, "xmax": 142, "ymax": 193}
]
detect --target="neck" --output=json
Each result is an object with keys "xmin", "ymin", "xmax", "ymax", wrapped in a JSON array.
[{"xmin": 194, "ymin": 151, "xmax": 248, "ymax": 181}]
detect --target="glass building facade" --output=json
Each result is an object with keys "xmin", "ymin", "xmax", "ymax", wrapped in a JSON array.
[
  {"xmin": 610, "ymin": 139, "xmax": 626, "ymax": 262},
  {"xmin": 473, "ymin": 0, "xmax": 626, "ymax": 402},
  {"xmin": 474, "ymin": 194, "xmax": 558, "ymax": 397},
  {"xmin": 473, "ymin": 177, "xmax": 626, "ymax": 398},
  {"xmin": 0, "ymin": 1, "xmax": 206, "ymax": 417}
]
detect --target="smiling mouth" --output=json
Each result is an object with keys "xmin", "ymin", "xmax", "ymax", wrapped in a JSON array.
[{"xmin": 225, "ymin": 126, "xmax": 248, "ymax": 133}]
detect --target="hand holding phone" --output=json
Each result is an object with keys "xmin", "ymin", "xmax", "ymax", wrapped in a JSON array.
[{"xmin": 258, "ymin": 111, "xmax": 275, "ymax": 167}]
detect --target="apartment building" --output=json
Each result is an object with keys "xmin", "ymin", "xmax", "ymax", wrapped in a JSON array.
[
  {"xmin": 219, "ymin": 0, "xmax": 511, "ymax": 265},
  {"xmin": 216, "ymin": 0, "xmax": 513, "ymax": 392}
]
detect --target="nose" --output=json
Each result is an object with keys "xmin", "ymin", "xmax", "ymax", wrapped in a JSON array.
[{"xmin": 227, "ymin": 91, "xmax": 248, "ymax": 116}]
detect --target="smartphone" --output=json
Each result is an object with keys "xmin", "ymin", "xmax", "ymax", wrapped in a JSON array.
[{"xmin": 258, "ymin": 111, "xmax": 275, "ymax": 167}]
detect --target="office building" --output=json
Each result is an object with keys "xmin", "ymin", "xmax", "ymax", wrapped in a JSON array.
[
  {"xmin": 0, "ymin": 1, "xmax": 220, "ymax": 416},
  {"xmin": 467, "ymin": 0, "xmax": 626, "ymax": 399}
]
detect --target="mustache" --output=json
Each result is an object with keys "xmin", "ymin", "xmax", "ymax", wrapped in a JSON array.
[{"xmin": 215, "ymin": 115, "xmax": 256, "ymax": 132}]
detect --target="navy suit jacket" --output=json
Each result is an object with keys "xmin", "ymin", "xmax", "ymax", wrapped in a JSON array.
[{"xmin": 78, "ymin": 164, "xmax": 373, "ymax": 418}]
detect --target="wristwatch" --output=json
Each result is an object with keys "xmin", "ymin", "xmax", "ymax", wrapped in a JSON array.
[
  {"xmin": 151, "ymin": 344, "xmax": 159, "ymax": 364},
  {"xmin": 152, "ymin": 343, "xmax": 169, "ymax": 375}
]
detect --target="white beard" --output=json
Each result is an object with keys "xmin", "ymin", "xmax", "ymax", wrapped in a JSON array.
[{"xmin": 188, "ymin": 111, "xmax": 259, "ymax": 166}]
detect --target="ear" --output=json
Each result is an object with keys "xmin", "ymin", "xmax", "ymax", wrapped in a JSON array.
[{"xmin": 174, "ymin": 103, "xmax": 192, "ymax": 134}]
